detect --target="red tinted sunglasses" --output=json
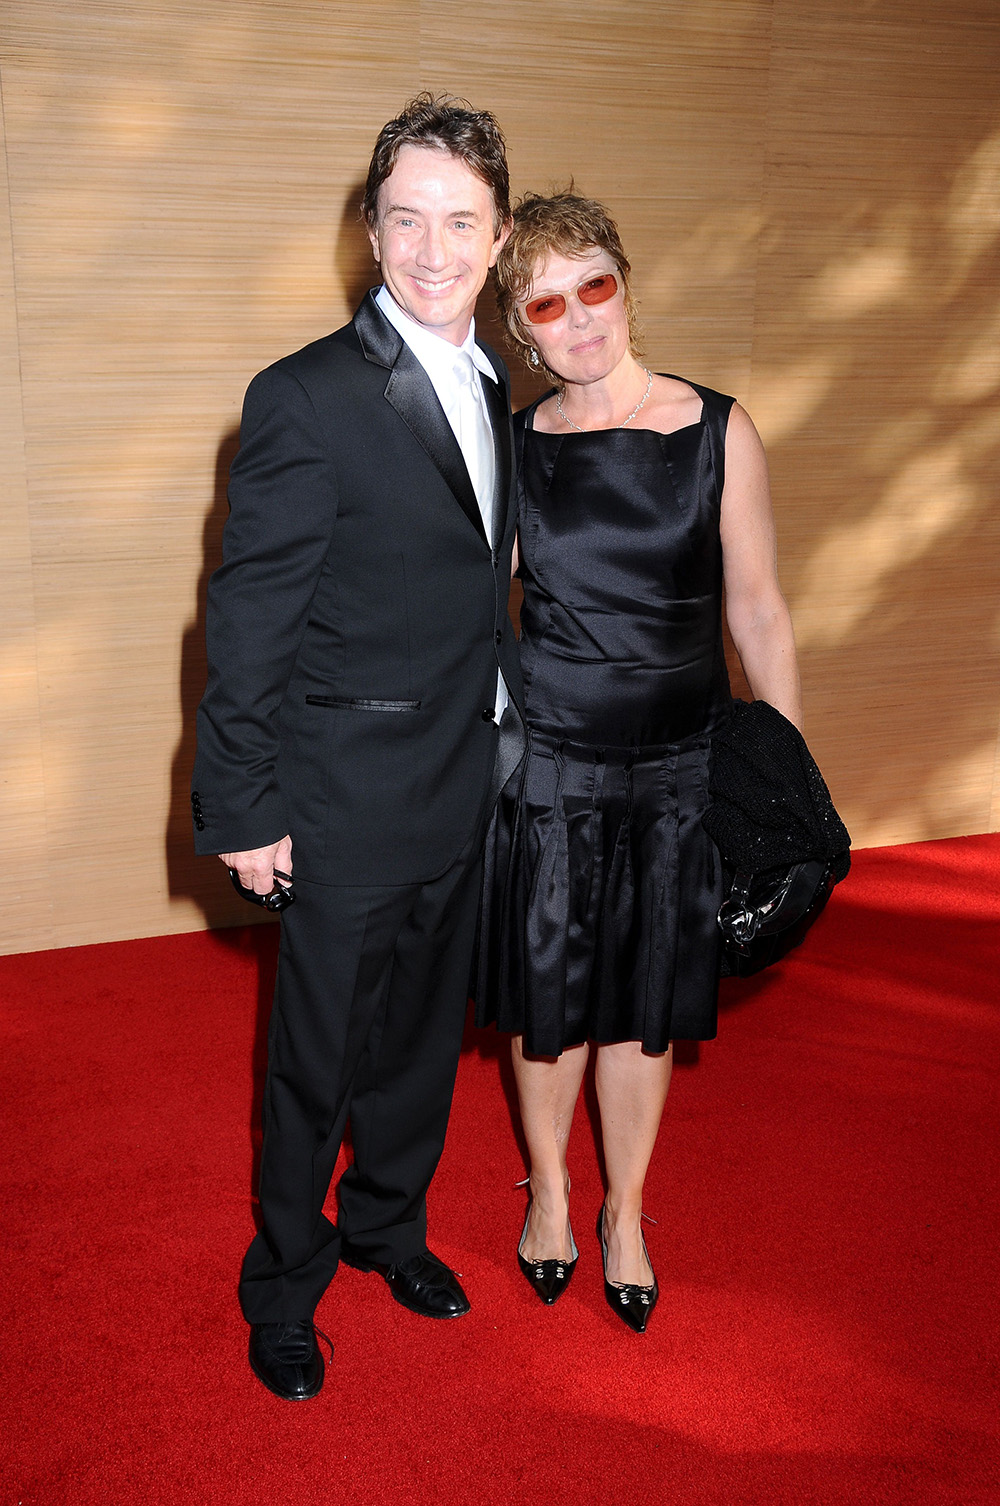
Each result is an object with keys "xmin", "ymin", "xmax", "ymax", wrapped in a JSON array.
[{"xmin": 521, "ymin": 272, "xmax": 619, "ymax": 325}]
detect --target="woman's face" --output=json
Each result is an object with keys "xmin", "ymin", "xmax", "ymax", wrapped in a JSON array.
[{"xmin": 518, "ymin": 247, "xmax": 630, "ymax": 386}]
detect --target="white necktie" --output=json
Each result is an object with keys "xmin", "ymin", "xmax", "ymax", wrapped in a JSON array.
[
  {"xmin": 453, "ymin": 352, "xmax": 496, "ymax": 541},
  {"xmin": 452, "ymin": 353, "xmax": 507, "ymax": 721}
]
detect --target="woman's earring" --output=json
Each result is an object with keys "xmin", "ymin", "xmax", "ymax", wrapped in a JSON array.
[{"xmin": 528, "ymin": 347, "xmax": 540, "ymax": 368}]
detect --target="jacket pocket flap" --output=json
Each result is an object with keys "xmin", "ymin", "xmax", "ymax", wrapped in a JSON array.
[{"xmin": 305, "ymin": 695, "xmax": 421, "ymax": 712}]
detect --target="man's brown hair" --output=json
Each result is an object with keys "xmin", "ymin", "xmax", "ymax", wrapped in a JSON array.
[{"xmin": 362, "ymin": 93, "xmax": 511, "ymax": 234}]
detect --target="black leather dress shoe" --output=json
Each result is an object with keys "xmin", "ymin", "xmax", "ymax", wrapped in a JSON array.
[
  {"xmin": 340, "ymin": 1243, "xmax": 470, "ymax": 1319},
  {"xmin": 248, "ymin": 1320, "xmax": 327, "ymax": 1400}
]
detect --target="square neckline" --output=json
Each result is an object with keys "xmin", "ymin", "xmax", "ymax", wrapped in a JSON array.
[{"xmin": 522, "ymin": 376, "xmax": 705, "ymax": 439}]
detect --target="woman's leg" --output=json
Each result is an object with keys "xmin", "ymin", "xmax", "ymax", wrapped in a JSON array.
[
  {"xmin": 595, "ymin": 1040, "xmax": 673, "ymax": 1286},
  {"xmin": 511, "ymin": 1036, "xmax": 589, "ymax": 1260}
]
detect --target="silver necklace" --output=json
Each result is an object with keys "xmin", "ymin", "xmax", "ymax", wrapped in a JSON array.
[{"xmin": 556, "ymin": 367, "xmax": 653, "ymax": 432}]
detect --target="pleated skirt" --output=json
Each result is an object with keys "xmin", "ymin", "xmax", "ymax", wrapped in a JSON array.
[{"xmin": 473, "ymin": 729, "xmax": 724, "ymax": 1056}]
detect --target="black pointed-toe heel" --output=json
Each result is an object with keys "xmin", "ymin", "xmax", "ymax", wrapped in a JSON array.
[
  {"xmin": 597, "ymin": 1205, "xmax": 658, "ymax": 1334},
  {"xmin": 517, "ymin": 1207, "xmax": 579, "ymax": 1306}
]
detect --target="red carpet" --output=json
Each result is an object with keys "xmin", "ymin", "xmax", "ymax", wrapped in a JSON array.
[{"xmin": 3, "ymin": 836, "xmax": 999, "ymax": 1505}]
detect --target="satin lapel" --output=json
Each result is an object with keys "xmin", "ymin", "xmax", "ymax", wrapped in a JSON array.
[
  {"xmin": 352, "ymin": 293, "xmax": 488, "ymax": 548},
  {"xmin": 385, "ymin": 349, "xmax": 488, "ymax": 546},
  {"xmin": 480, "ymin": 365, "xmax": 513, "ymax": 555}
]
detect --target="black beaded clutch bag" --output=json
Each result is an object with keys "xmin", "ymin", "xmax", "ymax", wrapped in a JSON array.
[{"xmin": 703, "ymin": 700, "xmax": 851, "ymax": 978}]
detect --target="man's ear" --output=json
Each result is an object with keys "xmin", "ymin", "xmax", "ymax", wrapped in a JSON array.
[
  {"xmin": 489, "ymin": 217, "xmax": 513, "ymax": 266},
  {"xmin": 367, "ymin": 223, "xmax": 381, "ymax": 264}
]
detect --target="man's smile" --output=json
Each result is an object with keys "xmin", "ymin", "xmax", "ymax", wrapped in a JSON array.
[{"xmin": 411, "ymin": 274, "xmax": 463, "ymax": 293}]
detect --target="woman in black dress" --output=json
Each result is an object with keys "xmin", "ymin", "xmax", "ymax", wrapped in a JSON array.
[{"xmin": 475, "ymin": 192, "xmax": 802, "ymax": 1331}]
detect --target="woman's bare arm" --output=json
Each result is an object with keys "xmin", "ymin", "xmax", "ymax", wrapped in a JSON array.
[{"xmin": 719, "ymin": 403, "xmax": 803, "ymax": 731}]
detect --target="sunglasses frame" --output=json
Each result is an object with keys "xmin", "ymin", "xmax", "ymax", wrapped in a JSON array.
[{"xmin": 519, "ymin": 271, "xmax": 620, "ymax": 326}]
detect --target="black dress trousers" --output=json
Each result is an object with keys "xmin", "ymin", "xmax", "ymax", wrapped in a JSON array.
[{"xmin": 238, "ymin": 826, "xmax": 485, "ymax": 1325}]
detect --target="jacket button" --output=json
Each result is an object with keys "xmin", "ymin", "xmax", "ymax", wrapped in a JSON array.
[
  {"xmin": 482, "ymin": 708, "xmax": 495, "ymax": 722},
  {"xmin": 191, "ymin": 791, "xmax": 200, "ymax": 804},
  {"xmin": 495, "ymin": 630, "xmax": 503, "ymax": 644},
  {"xmin": 195, "ymin": 819, "xmax": 205, "ymax": 831}
]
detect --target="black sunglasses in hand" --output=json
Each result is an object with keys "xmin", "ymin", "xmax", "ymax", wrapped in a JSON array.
[{"xmin": 228, "ymin": 866, "xmax": 295, "ymax": 912}]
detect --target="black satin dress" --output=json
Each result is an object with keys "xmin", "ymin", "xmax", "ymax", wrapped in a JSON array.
[{"xmin": 475, "ymin": 378, "xmax": 735, "ymax": 1055}]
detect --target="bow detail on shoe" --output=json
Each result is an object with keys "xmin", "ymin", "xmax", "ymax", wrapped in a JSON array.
[
  {"xmin": 517, "ymin": 1202, "xmax": 579, "ymax": 1306},
  {"xmin": 597, "ymin": 1205, "xmax": 659, "ymax": 1334}
]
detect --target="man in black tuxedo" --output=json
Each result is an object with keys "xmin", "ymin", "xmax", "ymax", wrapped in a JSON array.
[{"xmin": 191, "ymin": 95, "xmax": 524, "ymax": 1400}]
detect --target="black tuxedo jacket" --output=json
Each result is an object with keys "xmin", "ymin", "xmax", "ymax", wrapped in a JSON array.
[{"xmin": 192, "ymin": 292, "xmax": 526, "ymax": 886}]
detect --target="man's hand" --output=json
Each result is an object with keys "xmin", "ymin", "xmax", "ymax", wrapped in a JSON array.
[{"xmin": 220, "ymin": 836, "xmax": 293, "ymax": 895}]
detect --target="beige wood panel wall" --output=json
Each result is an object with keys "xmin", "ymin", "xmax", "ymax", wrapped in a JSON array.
[
  {"xmin": 2, "ymin": 0, "xmax": 998, "ymax": 954},
  {"xmin": 751, "ymin": 0, "xmax": 1000, "ymax": 849}
]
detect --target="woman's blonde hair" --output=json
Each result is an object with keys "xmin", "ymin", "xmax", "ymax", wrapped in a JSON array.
[{"xmin": 494, "ymin": 190, "xmax": 641, "ymax": 381}]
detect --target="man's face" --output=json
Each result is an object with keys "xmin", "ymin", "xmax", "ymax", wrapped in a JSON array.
[{"xmin": 369, "ymin": 144, "xmax": 509, "ymax": 346}]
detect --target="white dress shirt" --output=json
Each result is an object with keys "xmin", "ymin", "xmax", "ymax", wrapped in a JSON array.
[{"xmin": 374, "ymin": 285, "xmax": 508, "ymax": 721}]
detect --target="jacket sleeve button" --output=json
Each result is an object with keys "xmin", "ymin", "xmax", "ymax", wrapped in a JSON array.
[{"xmin": 482, "ymin": 708, "xmax": 495, "ymax": 722}]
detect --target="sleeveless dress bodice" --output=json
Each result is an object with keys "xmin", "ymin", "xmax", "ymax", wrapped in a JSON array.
[
  {"xmin": 474, "ymin": 378, "xmax": 736, "ymax": 1054},
  {"xmin": 518, "ymin": 398, "xmax": 732, "ymax": 747}
]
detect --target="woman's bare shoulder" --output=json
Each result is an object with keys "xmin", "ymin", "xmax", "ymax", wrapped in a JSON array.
[{"xmin": 635, "ymin": 373, "xmax": 705, "ymax": 434}]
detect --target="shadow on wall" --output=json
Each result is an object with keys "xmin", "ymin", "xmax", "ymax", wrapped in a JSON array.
[
  {"xmin": 165, "ymin": 424, "xmax": 263, "ymax": 932},
  {"xmin": 165, "ymin": 180, "xmax": 378, "ymax": 928},
  {"xmin": 334, "ymin": 176, "xmax": 381, "ymax": 312}
]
